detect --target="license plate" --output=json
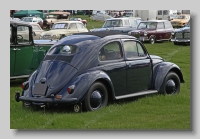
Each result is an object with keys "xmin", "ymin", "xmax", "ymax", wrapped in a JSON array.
[{"xmin": 32, "ymin": 83, "xmax": 48, "ymax": 96}]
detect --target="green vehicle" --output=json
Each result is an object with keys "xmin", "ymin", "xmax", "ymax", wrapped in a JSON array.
[{"xmin": 10, "ymin": 20, "xmax": 56, "ymax": 79}]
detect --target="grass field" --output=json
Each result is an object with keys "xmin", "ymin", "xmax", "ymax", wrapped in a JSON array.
[{"xmin": 10, "ymin": 16, "xmax": 190, "ymax": 130}]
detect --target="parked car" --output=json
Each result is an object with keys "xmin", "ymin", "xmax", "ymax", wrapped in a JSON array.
[
  {"xmin": 90, "ymin": 17, "xmax": 141, "ymax": 34},
  {"xmin": 45, "ymin": 11, "xmax": 70, "ymax": 24},
  {"xmin": 90, "ymin": 13, "xmax": 113, "ymax": 21},
  {"xmin": 15, "ymin": 31, "xmax": 184, "ymax": 113},
  {"xmin": 10, "ymin": 20, "xmax": 56, "ymax": 79},
  {"xmin": 128, "ymin": 20, "xmax": 174, "ymax": 44},
  {"xmin": 170, "ymin": 14, "xmax": 190, "ymax": 28},
  {"xmin": 21, "ymin": 17, "xmax": 43, "ymax": 23},
  {"xmin": 70, "ymin": 17, "xmax": 87, "ymax": 26},
  {"xmin": 39, "ymin": 21, "xmax": 88, "ymax": 40},
  {"xmin": 171, "ymin": 20, "xmax": 190, "ymax": 45},
  {"xmin": 17, "ymin": 22, "xmax": 45, "ymax": 40}
]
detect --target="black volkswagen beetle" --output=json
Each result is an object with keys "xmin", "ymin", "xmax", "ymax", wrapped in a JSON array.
[{"xmin": 15, "ymin": 31, "xmax": 184, "ymax": 112}]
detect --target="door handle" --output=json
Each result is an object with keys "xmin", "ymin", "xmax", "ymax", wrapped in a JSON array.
[{"xmin": 13, "ymin": 48, "xmax": 17, "ymax": 51}]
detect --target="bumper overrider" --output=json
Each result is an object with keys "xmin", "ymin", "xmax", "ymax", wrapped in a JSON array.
[{"xmin": 15, "ymin": 92, "xmax": 78, "ymax": 105}]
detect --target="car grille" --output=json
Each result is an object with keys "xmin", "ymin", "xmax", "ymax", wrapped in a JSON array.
[
  {"xmin": 42, "ymin": 35, "xmax": 51, "ymax": 39},
  {"xmin": 175, "ymin": 33, "xmax": 183, "ymax": 38},
  {"xmin": 184, "ymin": 32, "xmax": 190, "ymax": 39},
  {"xmin": 133, "ymin": 32, "xmax": 140, "ymax": 38},
  {"xmin": 175, "ymin": 32, "xmax": 190, "ymax": 39}
]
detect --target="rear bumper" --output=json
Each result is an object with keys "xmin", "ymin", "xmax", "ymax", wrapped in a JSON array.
[{"xmin": 15, "ymin": 92, "xmax": 78, "ymax": 105}]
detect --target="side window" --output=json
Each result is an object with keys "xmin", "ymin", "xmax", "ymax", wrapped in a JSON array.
[
  {"xmin": 124, "ymin": 41, "xmax": 146, "ymax": 58},
  {"xmin": 17, "ymin": 25, "xmax": 30, "ymax": 44},
  {"xmin": 157, "ymin": 22, "xmax": 164, "ymax": 29},
  {"xmin": 99, "ymin": 42, "xmax": 122, "ymax": 61},
  {"xmin": 76, "ymin": 23, "xmax": 85, "ymax": 29},
  {"xmin": 164, "ymin": 21, "xmax": 173, "ymax": 29},
  {"xmin": 69, "ymin": 23, "xmax": 77, "ymax": 29},
  {"xmin": 32, "ymin": 25, "xmax": 40, "ymax": 30}
]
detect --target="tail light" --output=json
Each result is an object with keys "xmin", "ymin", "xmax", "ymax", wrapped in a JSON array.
[
  {"xmin": 22, "ymin": 81, "xmax": 29, "ymax": 90},
  {"xmin": 67, "ymin": 85, "xmax": 75, "ymax": 94}
]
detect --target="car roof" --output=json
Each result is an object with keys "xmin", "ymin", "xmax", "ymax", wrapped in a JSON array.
[
  {"xmin": 106, "ymin": 17, "xmax": 141, "ymax": 20},
  {"xmin": 141, "ymin": 20, "xmax": 169, "ymax": 22},
  {"xmin": 10, "ymin": 20, "xmax": 32, "ymax": 27},
  {"xmin": 54, "ymin": 21, "xmax": 83, "ymax": 24},
  {"xmin": 73, "ymin": 31, "xmax": 136, "ymax": 38}
]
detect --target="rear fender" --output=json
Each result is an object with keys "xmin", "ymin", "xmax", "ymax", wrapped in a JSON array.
[
  {"xmin": 58, "ymin": 70, "xmax": 114, "ymax": 102},
  {"xmin": 154, "ymin": 62, "xmax": 184, "ymax": 92}
]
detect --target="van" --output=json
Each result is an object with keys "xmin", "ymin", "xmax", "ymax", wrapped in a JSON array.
[{"xmin": 156, "ymin": 10, "xmax": 178, "ymax": 20}]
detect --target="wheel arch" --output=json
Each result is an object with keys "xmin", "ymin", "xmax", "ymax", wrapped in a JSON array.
[
  {"xmin": 95, "ymin": 78, "xmax": 115, "ymax": 102},
  {"xmin": 154, "ymin": 62, "xmax": 184, "ymax": 92}
]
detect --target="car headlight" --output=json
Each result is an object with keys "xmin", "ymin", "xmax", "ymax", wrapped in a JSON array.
[
  {"xmin": 128, "ymin": 31, "xmax": 131, "ymax": 35},
  {"xmin": 171, "ymin": 32, "xmax": 175, "ymax": 35}
]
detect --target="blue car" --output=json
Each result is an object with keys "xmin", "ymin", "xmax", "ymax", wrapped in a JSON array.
[{"xmin": 15, "ymin": 31, "xmax": 184, "ymax": 112}]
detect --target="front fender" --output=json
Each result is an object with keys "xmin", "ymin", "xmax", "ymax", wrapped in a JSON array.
[
  {"xmin": 154, "ymin": 62, "xmax": 184, "ymax": 92},
  {"xmin": 58, "ymin": 70, "xmax": 114, "ymax": 103}
]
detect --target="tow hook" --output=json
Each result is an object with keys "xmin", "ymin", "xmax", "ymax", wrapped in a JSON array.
[
  {"xmin": 15, "ymin": 91, "xmax": 20, "ymax": 102},
  {"xmin": 74, "ymin": 103, "xmax": 82, "ymax": 113}
]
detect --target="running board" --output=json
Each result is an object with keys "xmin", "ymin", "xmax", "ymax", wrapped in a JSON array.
[
  {"xmin": 10, "ymin": 75, "xmax": 29, "ymax": 80},
  {"xmin": 115, "ymin": 90, "xmax": 158, "ymax": 100}
]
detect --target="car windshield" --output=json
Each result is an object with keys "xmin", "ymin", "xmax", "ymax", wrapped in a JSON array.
[
  {"xmin": 23, "ymin": 18, "xmax": 33, "ymax": 22},
  {"xmin": 48, "ymin": 45, "xmax": 78, "ymax": 55},
  {"xmin": 103, "ymin": 20, "xmax": 123, "ymax": 28},
  {"xmin": 51, "ymin": 23, "xmax": 68, "ymax": 29},
  {"xmin": 174, "ymin": 15, "xmax": 186, "ymax": 19},
  {"xmin": 138, "ymin": 22, "xmax": 157, "ymax": 29}
]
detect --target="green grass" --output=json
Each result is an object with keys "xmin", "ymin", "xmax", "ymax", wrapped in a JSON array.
[{"xmin": 10, "ymin": 16, "xmax": 190, "ymax": 130}]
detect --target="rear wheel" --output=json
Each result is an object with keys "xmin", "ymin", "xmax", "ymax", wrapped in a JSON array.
[
  {"xmin": 85, "ymin": 82, "xmax": 108, "ymax": 111},
  {"xmin": 161, "ymin": 72, "xmax": 180, "ymax": 95}
]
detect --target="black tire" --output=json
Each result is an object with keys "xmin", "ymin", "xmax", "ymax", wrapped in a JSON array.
[
  {"xmin": 174, "ymin": 42, "xmax": 178, "ymax": 45},
  {"xmin": 161, "ymin": 72, "xmax": 180, "ymax": 95},
  {"xmin": 149, "ymin": 36, "xmax": 155, "ymax": 44},
  {"xmin": 85, "ymin": 82, "xmax": 108, "ymax": 111}
]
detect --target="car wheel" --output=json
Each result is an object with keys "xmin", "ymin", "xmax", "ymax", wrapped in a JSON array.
[
  {"xmin": 85, "ymin": 82, "xmax": 108, "ymax": 111},
  {"xmin": 149, "ymin": 36, "xmax": 155, "ymax": 44},
  {"xmin": 174, "ymin": 42, "xmax": 178, "ymax": 45},
  {"xmin": 161, "ymin": 72, "xmax": 180, "ymax": 95}
]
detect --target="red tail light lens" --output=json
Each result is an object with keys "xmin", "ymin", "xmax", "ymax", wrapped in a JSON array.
[{"xmin": 67, "ymin": 85, "xmax": 75, "ymax": 94}]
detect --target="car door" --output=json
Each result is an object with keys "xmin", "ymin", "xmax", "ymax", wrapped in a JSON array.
[
  {"xmin": 156, "ymin": 22, "xmax": 165, "ymax": 41},
  {"xmin": 164, "ymin": 21, "xmax": 173, "ymax": 40},
  {"xmin": 98, "ymin": 40, "xmax": 127, "ymax": 96},
  {"xmin": 13, "ymin": 25, "xmax": 37, "ymax": 76},
  {"xmin": 122, "ymin": 39, "xmax": 152, "ymax": 94}
]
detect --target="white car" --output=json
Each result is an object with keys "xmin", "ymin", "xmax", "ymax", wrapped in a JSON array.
[
  {"xmin": 39, "ymin": 21, "xmax": 88, "ymax": 40},
  {"xmin": 16, "ymin": 22, "xmax": 45, "ymax": 40},
  {"xmin": 21, "ymin": 17, "xmax": 43, "ymax": 23}
]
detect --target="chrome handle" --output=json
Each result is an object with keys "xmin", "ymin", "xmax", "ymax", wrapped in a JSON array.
[{"xmin": 13, "ymin": 48, "xmax": 17, "ymax": 51}]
